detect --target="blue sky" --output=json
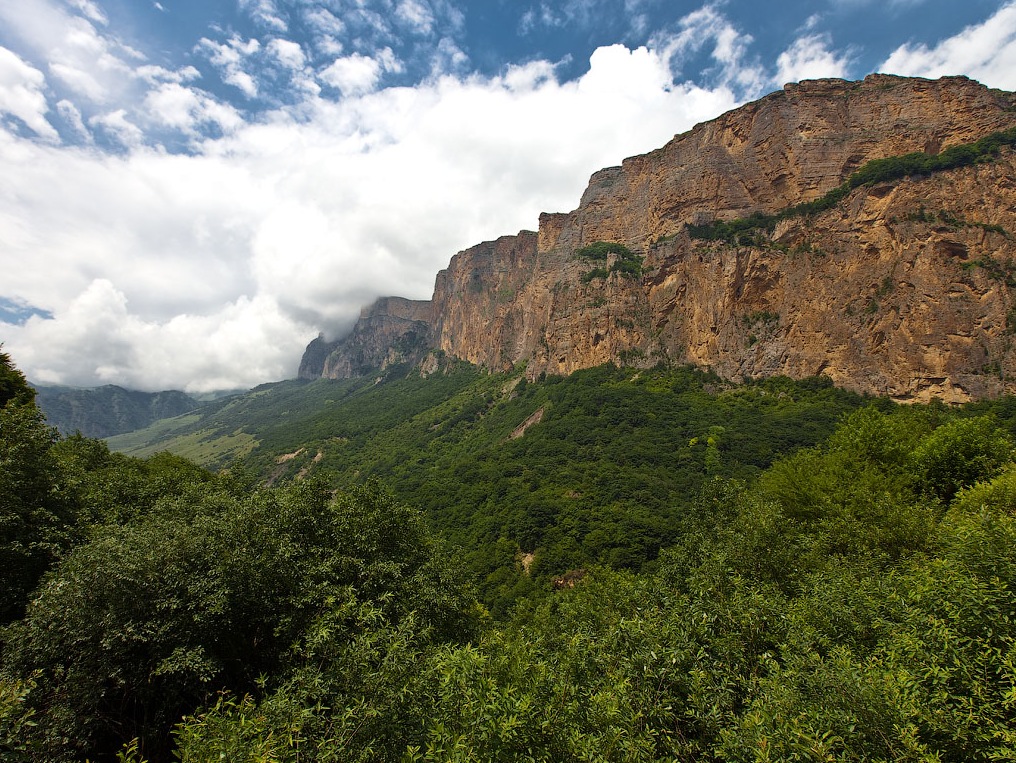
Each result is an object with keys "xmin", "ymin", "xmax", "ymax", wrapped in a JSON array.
[{"xmin": 1, "ymin": 0, "xmax": 1015, "ymax": 391}]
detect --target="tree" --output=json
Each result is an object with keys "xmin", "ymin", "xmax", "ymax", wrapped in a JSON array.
[
  {"xmin": 0, "ymin": 358, "xmax": 76, "ymax": 623},
  {"xmin": 0, "ymin": 348, "xmax": 35, "ymax": 408},
  {"xmin": 2, "ymin": 478, "xmax": 477, "ymax": 762}
]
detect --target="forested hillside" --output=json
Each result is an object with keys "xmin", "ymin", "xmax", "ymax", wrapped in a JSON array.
[
  {"xmin": 5, "ymin": 348, "xmax": 1016, "ymax": 761},
  {"xmin": 108, "ymin": 361, "xmax": 870, "ymax": 611}
]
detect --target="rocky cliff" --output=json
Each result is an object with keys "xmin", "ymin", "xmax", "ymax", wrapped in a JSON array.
[{"xmin": 300, "ymin": 74, "xmax": 1016, "ymax": 402}]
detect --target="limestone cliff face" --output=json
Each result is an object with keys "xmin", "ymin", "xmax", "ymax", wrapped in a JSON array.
[
  {"xmin": 298, "ymin": 297, "xmax": 434, "ymax": 379},
  {"xmin": 301, "ymin": 74, "xmax": 1016, "ymax": 402}
]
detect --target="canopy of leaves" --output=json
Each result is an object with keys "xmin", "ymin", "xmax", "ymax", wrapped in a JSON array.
[
  {"xmin": 110, "ymin": 364, "xmax": 867, "ymax": 613},
  {"xmin": 2, "ymin": 459, "xmax": 475, "ymax": 761}
]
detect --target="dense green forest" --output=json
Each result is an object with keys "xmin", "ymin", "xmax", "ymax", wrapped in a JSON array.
[
  {"xmin": 5, "ymin": 347, "xmax": 1016, "ymax": 761},
  {"xmin": 107, "ymin": 362, "xmax": 871, "ymax": 612}
]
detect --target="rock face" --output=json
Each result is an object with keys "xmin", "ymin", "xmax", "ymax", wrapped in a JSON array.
[
  {"xmin": 301, "ymin": 74, "xmax": 1016, "ymax": 402},
  {"xmin": 298, "ymin": 297, "xmax": 434, "ymax": 379}
]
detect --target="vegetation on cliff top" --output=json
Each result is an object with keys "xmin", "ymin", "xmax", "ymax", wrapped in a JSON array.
[{"xmin": 687, "ymin": 125, "xmax": 1016, "ymax": 244}]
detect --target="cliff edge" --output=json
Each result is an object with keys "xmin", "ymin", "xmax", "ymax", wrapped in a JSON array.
[{"xmin": 300, "ymin": 74, "xmax": 1016, "ymax": 402}]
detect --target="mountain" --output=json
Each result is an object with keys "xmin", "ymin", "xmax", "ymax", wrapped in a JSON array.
[
  {"xmin": 33, "ymin": 384, "xmax": 201, "ymax": 438},
  {"xmin": 300, "ymin": 74, "xmax": 1016, "ymax": 403}
]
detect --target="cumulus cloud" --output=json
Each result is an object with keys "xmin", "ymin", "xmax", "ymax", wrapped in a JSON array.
[
  {"xmin": 775, "ymin": 34, "xmax": 851, "ymax": 85},
  {"xmin": 319, "ymin": 49, "xmax": 401, "ymax": 95},
  {"xmin": 135, "ymin": 64, "xmax": 201, "ymax": 85},
  {"xmin": 5, "ymin": 280, "xmax": 305, "ymax": 393},
  {"xmin": 0, "ymin": 47, "xmax": 59, "ymax": 140},
  {"xmin": 143, "ymin": 83, "xmax": 243, "ymax": 135},
  {"xmin": 0, "ymin": 1, "xmax": 135, "ymax": 105},
  {"xmin": 305, "ymin": 7, "xmax": 345, "ymax": 37},
  {"xmin": 89, "ymin": 109, "xmax": 144, "ymax": 147},
  {"xmin": 198, "ymin": 36, "xmax": 261, "ymax": 98},
  {"xmin": 239, "ymin": 0, "xmax": 288, "ymax": 33},
  {"xmin": 55, "ymin": 98, "xmax": 89, "ymax": 141},
  {"xmin": 68, "ymin": 0, "xmax": 108, "ymax": 26},
  {"xmin": 879, "ymin": 1, "xmax": 1016, "ymax": 88},
  {"xmin": 269, "ymin": 38, "xmax": 306, "ymax": 71},
  {"xmin": 396, "ymin": 0, "xmax": 436, "ymax": 35}
]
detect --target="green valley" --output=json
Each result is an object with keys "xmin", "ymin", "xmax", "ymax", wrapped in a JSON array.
[{"xmin": 108, "ymin": 361, "xmax": 869, "ymax": 611}]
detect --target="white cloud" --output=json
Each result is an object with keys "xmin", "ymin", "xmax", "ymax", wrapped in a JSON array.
[
  {"xmin": 55, "ymin": 98, "xmax": 90, "ymax": 140},
  {"xmin": 135, "ymin": 64, "xmax": 201, "ymax": 85},
  {"xmin": 319, "ymin": 52, "xmax": 386, "ymax": 95},
  {"xmin": 0, "ymin": 2, "xmax": 135, "ymax": 105},
  {"xmin": 652, "ymin": 4, "xmax": 765, "ymax": 95},
  {"xmin": 305, "ymin": 7, "xmax": 345, "ymax": 36},
  {"xmin": 5, "ymin": 280, "xmax": 306, "ymax": 393},
  {"xmin": 89, "ymin": 109, "xmax": 144, "ymax": 147},
  {"xmin": 268, "ymin": 38, "xmax": 306, "ymax": 70},
  {"xmin": 68, "ymin": 0, "xmax": 108, "ymax": 26},
  {"xmin": 198, "ymin": 36, "xmax": 261, "ymax": 98},
  {"xmin": 0, "ymin": 47, "xmax": 59, "ymax": 140},
  {"xmin": 775, "ymin": 34, "xmax": 851, "ymax": 85},
  {"xmin": 880, "ymin": 1, "xmax": 1016, "ymax": 89},
  {"xmin": 144, "ymin": 83, "xmax": 243, "ymax": 135},
  {"xmin": 429, "ymin": 37, "xmax": 469, "ymax": 76},
  {"xmin": 238, "ymin": 0, "xmax": 288, "ymax": 33},
  {"xmin": 396, "ymin": 0, "xmax": 436, "ymax": 35}
]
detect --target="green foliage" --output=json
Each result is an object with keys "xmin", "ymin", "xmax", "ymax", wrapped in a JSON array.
[
  {"xmin": 575, "ymin": 241, "xmax": 633, "ymax": 260},
  {"xmin": 575, "ymin": 241, "xmax": 644, "ymax": 280},
  {"xmin": 109, "ymin": 365, "xmax": 866, "ymax": 612},
  {"xmin": 0, "ymin": 392, "xmax": 77, "ymax": 623},
  {"xmin": 688, "ymin": 127, "xmax": 1016, "ymax": 244},
  {"xmin": 609, "ymin": 255, "xmax": 642, "ymax": 278},
  {"xmin": 911, "ymin": 416, "xmax": 1013, "ymax": 503},
  {"xmin": 9, "ymin": 349, "xmax": 1016, "ymax": 761},
  {"xmin": 1, "ymin": 475, "xmax": 476, "ymax": 762},
  {"xmin": 0, "ymin": 348, "xmax": 35, "ymax": 408}
]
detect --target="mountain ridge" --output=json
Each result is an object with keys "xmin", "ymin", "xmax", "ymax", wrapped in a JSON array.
[
  {"xmin": 33, "ymin": 384, "xmax": 201, "ymax": 438},
  {"xmin": 301, "ymin": 74, "xmax": 1016, "ymax": 402}
]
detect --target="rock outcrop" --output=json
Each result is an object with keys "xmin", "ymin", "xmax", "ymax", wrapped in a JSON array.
[
  {"xmin": 298, "ymin": 297, "xmax": 434, "ymax": 379},
  {"xmin": 300, "ymin": 74, "xmax": 1016, "ymax": 402}
]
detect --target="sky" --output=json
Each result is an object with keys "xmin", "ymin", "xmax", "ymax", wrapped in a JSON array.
[{"xmin": 2, "ymin": 1, "xmax": 1016, "ymax": 392}]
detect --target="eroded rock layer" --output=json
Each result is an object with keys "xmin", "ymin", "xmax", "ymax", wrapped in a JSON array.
[{"xmin": 300, "ymin": 74, "xmax": 1016, "ymax": 402}]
